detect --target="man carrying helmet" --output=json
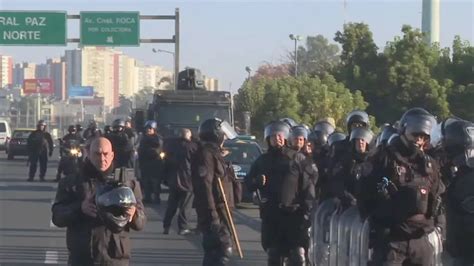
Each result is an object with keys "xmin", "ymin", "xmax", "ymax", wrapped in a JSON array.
[
  {"xmin": 137, "ymin": 120, "xmax": 164, "ymax": 204},
  {"xmin": 245, "ymin": 120, "xmax": 316, "ymax": 266},
  {"xmin": 26, "ymin": 120, "xmax": 54, "ymax": 182},
  {"xmin": 191, "ymin": 118, "xmax": 238, "ymax": 265},
  {"xmin": 52, "ymin": 137, "xmax": 146, "ymax": 265},
  {"xmin": 358, "ymin": 108, "xmax": 443, "ymax": 266}
]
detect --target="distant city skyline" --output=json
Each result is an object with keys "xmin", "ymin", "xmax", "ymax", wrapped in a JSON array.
[{"xmin": 1, "ymin": 0, "xmax": 473, "ymax": 93}]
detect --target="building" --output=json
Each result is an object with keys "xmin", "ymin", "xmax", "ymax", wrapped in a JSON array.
[
  {"xmin": 65, "ymin": 49, "xmax": 82, "ymax": 96},
  {"xmin": 13, "ymin": 62, "xmax": 36, "ymax": 88},
  {"xmin": 80, "ymin": 47, "xmax": 119, "ymax": 108},
  {"xmin": 36, "ymin": 58, "xmax": 67, "ymax": 100},
  {"xmin": 118, "ymin": 53, "xmax": 138, "ymax": 98},
  {"xmin": 0, "ymin": 55, "xmax": 13, "ymax": 88}
]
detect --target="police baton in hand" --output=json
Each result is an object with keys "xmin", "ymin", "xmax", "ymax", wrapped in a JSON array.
[{"xmin": 217, "ymin": 177, "xmax": 243, "ymax": 259}]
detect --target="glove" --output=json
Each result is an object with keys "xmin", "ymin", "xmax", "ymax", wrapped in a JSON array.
[{"xmin": 257, "ymin": 174, "xmax": 267, "ymax": 188}]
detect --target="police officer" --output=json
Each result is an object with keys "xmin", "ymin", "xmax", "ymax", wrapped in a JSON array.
[
  {"xmin": 103, "ymin": 125, "xmax": 112, "ymax": 137},
  {"xmin": 56, "ymin": 125, "xmax": 82, "ymax": 181},
  {"xmin": 75, "ymin": 124, "xmax": 84, "ymax": 142},
  {"xmin": 26, "ymin": 120, "xmax": 54, "ymax": 182},
  {"xmin": 137, "ymin": 120, "xmax": 164, "ymax": 204},
  {"xmin": 83, "ymin": 120, "xmax": 102, "ymax": 140},
  {"xmin": 290, "ymin": 125, "xmax": 310, "ymax": 153},
  {"xmin": 329, "ymin": 127, "xmax": 373, "ymax": 208},
  {"xmin": 358, "ymin": 108, "xmax": 443, "ymax": 266},
  {"xmin": 107, "ymin": 119, "xmax": 134, "ymax": 169},
  {"xmin": 124, "ymin": 118, "xmax": 136, "ymax": 141},
  {"xmin": 438, "ymin": 119, "xmax": 474, "ymax": 265},
  {"xmin": 163, "ymin": 128, "xmax": 197, "ymax": 235},
  {"xmin": 330, "ymin": 110, "xmax": 370, "ymax": 163},
  {"xmin": 309, "ymin": 121, "xmax": 336, "ymax": 201},
  {"xmin": 191, "ymin": 118, "xmax": 237, "ymax": 265},
  {"xmin": 245, "ymin": 120, "xmax": 316, "ymax": 265}
]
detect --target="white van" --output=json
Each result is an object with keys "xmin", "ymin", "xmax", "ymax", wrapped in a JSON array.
[{"xmin": 0, "ymin": 120, "xmax": 12, "ymax": 151}]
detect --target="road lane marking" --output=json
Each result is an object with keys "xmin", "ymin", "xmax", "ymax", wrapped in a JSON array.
[{"xmin": 44, "ymin": 250, "xmax": 58, "ymax": 264}]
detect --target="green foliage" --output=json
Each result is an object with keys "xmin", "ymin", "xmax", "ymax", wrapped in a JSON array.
[
  {"xmin": 448, "ymin": 84, "xmax": 474, "ymax": 122},
  {"xmin": 295, "ymin": 35, "xmax": 340, "ymax": 77},
  {"xmin": 234, "ymin": 74, "xmax": 369, "ymax": 134}
]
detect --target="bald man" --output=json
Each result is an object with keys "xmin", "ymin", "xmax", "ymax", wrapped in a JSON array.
[{"xmin": 52, "ymin": 137, "xmax": 146, "ymax": 266}]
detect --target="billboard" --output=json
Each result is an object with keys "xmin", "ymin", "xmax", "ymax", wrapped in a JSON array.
[
  {"xmin": 68, "ymin": 86, "xmax": 94, "ymax": 99},
  {"xmin": 23, "ymin": 79, "xmax": 54, "ymax": 94}
]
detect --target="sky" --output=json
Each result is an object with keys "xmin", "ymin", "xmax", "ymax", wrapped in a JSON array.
[{"xmin": 1, "ymin": 0, "xmax": 473, "ymax": 93}]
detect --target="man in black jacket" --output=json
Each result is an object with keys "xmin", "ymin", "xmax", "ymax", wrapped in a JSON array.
[
  {"xmin": 51, "ymin": 137, "xmax": 146, "ymax": 265},
  {"xmin": 245, "ymin": 120, "xmax": 317, "ymax": 266},
  {"xmin": 163, "ymin": 128, "xmax": 197, "ymax": 235},
  {"xmin": 137, "ymin": 120, "xmax": 164, "ymax": 204},
  {"xmin": 108, "ymin": 119, "xmax": 134, "ymax": 168},
  {"xmin": 27, "ymin": 120, "xmax": 54, "ymax": 181},
  {"xmin": 192, "ymin": 118, "xmax": 238, "ymax": 266}
]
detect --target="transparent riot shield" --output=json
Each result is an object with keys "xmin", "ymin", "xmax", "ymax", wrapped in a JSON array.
[
  {"xmin": 311, "ymin": 198, "xmax": 340, "ymax": 266},
  {"xmin": 349, "ymin": 214, "xmax": 370, "ymax": 266},
  {"xmin": 427, "ymin": 228, "xmax": 443, "ymax": 266},
  {"xmin": 336, "ymin": 206, "xmax": 359, "ymax": 266}
]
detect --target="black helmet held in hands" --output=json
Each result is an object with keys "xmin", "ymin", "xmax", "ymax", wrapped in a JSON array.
[{"xmin": 96, "ymin": 183, "xmax": 137, "ymax": 233}]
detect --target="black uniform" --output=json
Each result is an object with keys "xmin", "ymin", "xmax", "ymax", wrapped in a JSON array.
[
  {"xmin": 107, "ymin": 131, "xmax": 134, "ymax": 168},
  {"xmin": 137, "ymin": 133, "xmax": 164, "ymax": 203},
  {"xmin": 246, "ymin": 146, "xmax": 316, "ymax": 265},
  {"xmin": 163, "ymin": 137, "xmax": 197, "ymax": 232},
  {"xmin": 83, "ymin": 127, "xmax": 102, "ymax": 140},
  {"xmin": 51, "ymin": 160, "xmax": 146, "ymax": 265},
  {"xmin": 358, "ymin": 135, "xmax": 442, "ymax": 266},
  {"xmin": 192, "ymin": 141, "xmax": 235, "ymax": 266},
  {"xmin": 27, "ymin": 129, "xmax": 54, "ymax": 181}
]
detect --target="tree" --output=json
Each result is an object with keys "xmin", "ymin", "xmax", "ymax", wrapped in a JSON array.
[
  {"xmin": 134, "ymin": 87, "xmax": 155, "ymax": 109},
  {"xmin": 234, "ymin": 71, "xmax": 370, "ymax": 135},
  {"xmin": 448, "ymin": 84, "xmax": 474, "ymax": 121},
  {"xmin": 291, "ymin": 35, "xmax": 340, "ymax": 77}
]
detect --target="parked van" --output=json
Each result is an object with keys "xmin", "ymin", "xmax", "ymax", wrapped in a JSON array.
[{"xmin": 0, "ymin": 120, "xmax": 12, "ymax": 151}]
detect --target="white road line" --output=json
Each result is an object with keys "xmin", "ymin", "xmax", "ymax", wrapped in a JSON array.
[
  {"xmin": 0, "ymin": 182, "xmax": 6, "ymax": 187},
  {"xmin": 44, "ymin": 250, "xmax": 59, "ymax": 264}
]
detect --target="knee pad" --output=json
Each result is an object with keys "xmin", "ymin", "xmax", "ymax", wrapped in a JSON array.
[{"xmin": 289, "ymin": 247, "xmax": 306, "ymax": 265}]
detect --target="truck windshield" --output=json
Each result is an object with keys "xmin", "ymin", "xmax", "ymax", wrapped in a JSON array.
[{"xmin": 157, "ymin": 105, "xmax": 231, "ymax": 125}]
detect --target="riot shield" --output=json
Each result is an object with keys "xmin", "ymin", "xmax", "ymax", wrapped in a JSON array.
[
  {"xmin": 349, "ymin": 213, "xmax": 370, "ymax": 266},
  {"xmin": 311, "ymin": 198, "xmax": 340, "ymax": 266},
  {"xmin": 337, "ymin": 206, "xmax": 359, "ymax": 266},
  {"xmin": 427, "ymin": 228, "xmax": 443, "ymax": 266}
]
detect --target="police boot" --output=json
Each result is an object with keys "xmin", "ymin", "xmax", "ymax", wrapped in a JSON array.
[
  {"xmin": 288, "ymin": 247, "xmax": 306, "ymax": 266},
  {"xmin": 267, "ymin": 248, "xmax": 284, "ymax": 266}
]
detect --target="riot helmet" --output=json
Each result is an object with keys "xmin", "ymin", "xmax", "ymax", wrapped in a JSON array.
[
  {"xmin": 67, "ymin": 125, "xmax": 76, "ymax": 134},
  {"xmin": 328, "ymin": 132, "xmax": 347, "ymax": 146},
  {"xmin": 314, "ymin": 121, "xmax": 335, "ymax": 136},
  {"xmin": 376, "ymin": 124, "xmax": 397, "ymax": 147},
  {"xmin": 198, "ymin": 118, "xmax": 237, "ymax": 144},
  {"xmin": 346, "ymin": 110, "xmax": 370, "ymax": 133},
  {"xmin": 350, "ymin": 127, "xmax": 373, "ymax": 153},
  {"xmin": 441, "ymin": 119, "xmax": 474, "ymax": 168},
  {"xmin": 112, "ymin": 119, "xmax": 126, "ymax": 132},
  {"xmin": 75, "ymin": 124, "xmax": 83, "ymax": 132},
  {"xmin": 291, "ymin": 125, "xmax": 309, "ymax": 140},
  {"xmin": 88, "ymin": 120, "xmax": 98, "ymax": 130},
  {"xmin": 279, "ymin": 117, "xmax": 298, "ymax": 128},
  {"xmin": 309, "ymin": 131, "xmax": 329, "ymax": 148},
  {"xmin": 104, "ymin": 125, "xmax": 112, "ymax": 135},
  {"xmin": 264, "ymin": 121, "xmax": 291, "ymax": 140},
  {"xmin": 96, "ymin": 183, "xmax": 137, "ymax": 233},
  {"xmin": 144, "ymin": 120, "xmax": 157, "ymax": 130},
  {"xmin": 399, "ymin": 108, "xmax": 436, "ymax": 149}
]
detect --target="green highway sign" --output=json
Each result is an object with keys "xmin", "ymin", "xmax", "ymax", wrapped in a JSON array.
[
  {"xmin": 0, "ymin": 11, "xmax": 67, "ymax": 45},
  {"xmin": 80, "ymin": 11, "xmax": 140, "ymax": 46}
]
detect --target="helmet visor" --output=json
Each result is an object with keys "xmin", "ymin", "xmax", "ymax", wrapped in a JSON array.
[{"xmin": 220, "ymin": 120, "xmax": 237, "ymax": 140}]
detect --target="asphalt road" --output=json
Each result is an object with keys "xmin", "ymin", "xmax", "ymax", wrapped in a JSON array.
[{"xmin": 0, "ymin": 150, "xmax": 266, "ymax": 265}]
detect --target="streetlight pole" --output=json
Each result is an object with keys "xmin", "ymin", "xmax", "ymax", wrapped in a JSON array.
[
  {"xmin": 245, "ymin": 66, "xmax": 252, "ymax": 81},
  {"xmin": 152, "ymin": 48, "xmax": 177, "ymax": 90},
  {"xmin": 289, "ymin": 34, "xmax": 302, "ymax": 77}
]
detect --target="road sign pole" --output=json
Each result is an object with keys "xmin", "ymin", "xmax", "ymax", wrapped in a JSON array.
[{"xmin": 174, "ymin": 8, "xmax": 180, "ymax": 90}]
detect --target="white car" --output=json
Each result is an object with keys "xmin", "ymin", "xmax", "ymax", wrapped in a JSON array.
[{"xmin": 0, "ymin": 120, "xmax": 12, "ymax": 151}]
